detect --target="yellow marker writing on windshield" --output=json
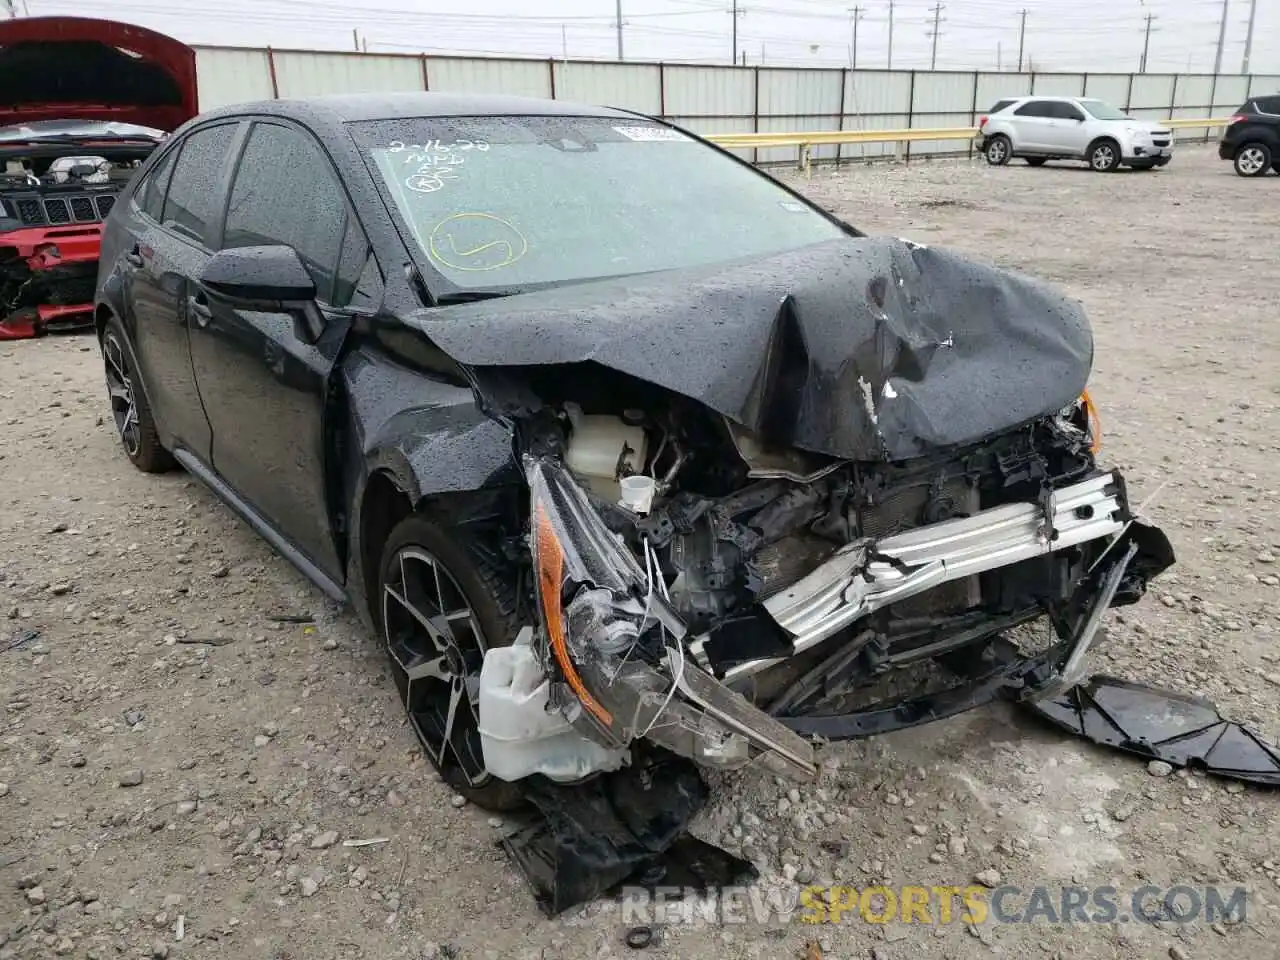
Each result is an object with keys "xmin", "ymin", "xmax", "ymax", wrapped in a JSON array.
[{"xmin": 428, "ymin": 212, "xmax": 528, "ymax": 272}]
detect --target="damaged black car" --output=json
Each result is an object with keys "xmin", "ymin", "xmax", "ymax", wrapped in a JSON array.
[{"xmin": 95, "ymin": 94, "xmax": 1174, "ymax": 823}]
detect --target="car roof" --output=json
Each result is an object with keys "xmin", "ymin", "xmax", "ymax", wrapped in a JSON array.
[
  {"xmin": 195, "ymin": 92, "xmax": 640, "ymax": 126},
  {"xmin": 1000, "ymin": 95, "xmax": 1099, "ymax": 104}
]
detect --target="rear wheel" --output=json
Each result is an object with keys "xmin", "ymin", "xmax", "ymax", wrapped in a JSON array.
[
  {"xmin": 101, "ymin": 316, "xmax": 174, "ymax": 473},
  {"xmin": 1088, "ymin": 139, "xmax": 1121, "ymax": 173},
  {"xmin": 1234, "ymin": 143, "xmax": 1272, "ymax": 177},
  {"xmin": 1024, "ymin": 157, "xmax": 1048, "ymax": 167},
  {"xmin": 984, "ymin": 135, "xmax": 1012, "ymax": 166},
  {"xmin": 378, "ymin": 511, "xmax": 525, "ymax": 811}
]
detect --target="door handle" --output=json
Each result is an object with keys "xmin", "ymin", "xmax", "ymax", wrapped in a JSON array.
[
  {"xmin": 125, "ymin": 245, "xmax": 144, "ymax": 269},
  {"xmin": 188, "ymin": 293, "xmax": 212, "ymax": 327}
]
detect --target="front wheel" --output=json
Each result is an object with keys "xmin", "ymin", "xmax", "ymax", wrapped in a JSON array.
[
  {"xmin": 101, "ymin": 316, "xmax": 174, "ymax": 473},
  {"xmin": 378, "ymin": 511, "xmax": 526, "ymax": 811},
  {"xmin": 1234, "ymin": 143, "xmax": 1272, "ymax": 177},
  {"xmin": 984, "ymin": 135, "xmax": 1012, "ymax": 166},
  {"xmin": 1088, "ymin": 139, "xmax": 1121, "ymax": 173}
]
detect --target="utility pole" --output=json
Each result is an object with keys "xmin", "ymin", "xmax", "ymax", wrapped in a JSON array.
[
  {"xmin": 1242, "ymin": 0, "xmax": 1257, "ymax": 74},
  {"xmin": 1212, "ymin": 0, "xmax": 1229, "ymax": 75},
  {"xmin": 1016, "ymin": 9, "xmax": 1028, "ymax": 72},
  {"xmin": 615, "ymin": 0, "xmax": 624, "ymax": 61},
  {"xmin": 1140, "ymin": 13, "xmax": 1156, "ymax": 73},
  {"xmin": 562, "ymin": 24, "xmax": 568, "ymax": 60},
  {"xmin": 848, "ymin": 5, "xmax": 864, "ymax": 70},
  {"xmin": 926, "ymin": 3, "xmax": 945, "ymax": 70},
  {"xmin": 997, "ymin": 41, "xmax": 1002, "ymax": 72},
  {"xmin": 730, "ymin": 0, "xmax": 746, "ymax": 65},
  {"xmin": 887, "ymin": 0, "xmax": 895, "ymax": 69}
]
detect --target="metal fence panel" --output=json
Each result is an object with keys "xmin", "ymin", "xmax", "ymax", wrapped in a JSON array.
[
  {"xmin": 554, "ymin": 62, "xmax": 661, "ymax": 113},
  {"xmin": 844, "ymin": 70, "xmax": 911, "ymax": 117},
  {"xmin": 909, "ymin": 111, "xmax": 975, "ymax": 155},
  {"xmin": 758, "ymin": 69, "xmax": 842, "ymax": 116},
  {"xmin": 1175, "ymin": 74, "xmax": 1214, "ymax": 109},
  {"xmin": 194, "ymin": 47, "xmax": 274, "ymax": 109},
  {"xmin": 837, "ymin": 112, "xmax": 911, "ymax": 159},
  {"xmin": 1247, "ymin": 75, "xmax": 1280, "ymax": 98},
  {"xmin": 1084, "ymin": 74, "xmax": 1130, "ymax": 105},
  {"xmin": 975, "ymin": 72, "xmax": 1032, "ymax": 108},
  {"xmin": 272, "ymin": 51, "xmax": 422, "ymax": 97},
  {"xmin": 1129, "ymin": 73, "xmax": 1177, "ymax": 108},
  {"xmin": 911, "ymin": 71, "xmax": 976, "ymax": 117},
  {"xmin": 662, "ymin": 65, "xmax": 755, "ymax": 117},
  {"xmin": 1033, "ymin": 73, "xmax": 1086, "ymax": 97},
  {"xmin": 1212, "ymin": 75, "xmax": 1249, "ymax": 110},
  {"xmin": 425, "ymin": 57, "xmax": 552, "ymax": 98}
]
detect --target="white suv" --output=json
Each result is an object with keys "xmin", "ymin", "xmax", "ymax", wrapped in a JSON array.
[{"xmin": 977, "ymin": 96, "xmax": 1173, "ymax": 172}]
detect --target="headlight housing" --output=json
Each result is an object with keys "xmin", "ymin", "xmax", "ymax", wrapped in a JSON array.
[{"xmin": 526, "ymin": 456, "xmax": 815, "ymax": 778}]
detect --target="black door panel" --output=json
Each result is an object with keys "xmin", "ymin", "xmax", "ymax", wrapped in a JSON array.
[
  {"xmin": 190, "ymin": 298, "xmax": 350, "ymax": 579},
  {"xmin": 187, "ymin": 119, "xmax": 370, "ymax": 584}
]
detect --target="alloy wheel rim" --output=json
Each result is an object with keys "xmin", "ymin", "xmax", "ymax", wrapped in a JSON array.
[
  {"xmin": 103, "ymin": 333, "xmax": 140, "ymax": 457},
  {"xmin": 1238, "ymin": 147, "xmax": 1265, "ymax": 174},
  {"xmin": 989, "ymin": 140, "xmax": 1007, "ymax": 162},
  {"xmin": 382, "ymin": 546, "xmax": 490, "ymax": 787},
  {"xmin": 1092, "ymin": 145, "xmax": 1114, "ymax": 170}
]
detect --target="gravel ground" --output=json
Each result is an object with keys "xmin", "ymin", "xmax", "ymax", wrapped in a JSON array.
[{"xmin": 2, "ymin": 144, "xmax": 1278, "ymax": 960}]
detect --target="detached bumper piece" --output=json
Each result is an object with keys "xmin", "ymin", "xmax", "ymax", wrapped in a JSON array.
[
  {"xmin": 1025, "ymin": 676, "xmax": 1280, "ymax": 786},
  {"xmin": 501, "ymin": 753, "xmax": 756, "ymax": 916},
  {"xmin": 0, "ymin": 226, "xmax": 101, "ymax": 339}
]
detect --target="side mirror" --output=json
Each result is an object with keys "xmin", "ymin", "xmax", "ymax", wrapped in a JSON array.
[{"xmin": 198, "ymin": 245, "xmax": 324, "ymax": 343}]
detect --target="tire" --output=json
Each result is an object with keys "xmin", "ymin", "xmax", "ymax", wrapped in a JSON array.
[
  {"xmin": 984, "ymin": 134, "xmax": 1012, "ymax": 166},
  {"xmin": 377, "ymin": 511, "xmax": 526, "ymax": 811},
  {"xmin": 101, "ymin": 316, "xmax": 175, "ymax": 473},
  {"xmin": 1234, "ymin": 142, "xmax": 1272, "ymax": 177},
  {"xmin": 1088, "ymin": 139, "xmax": 1121, "ymax": 172},
  {"xmin": 1024, "ymin": 157, "xmax": 1048, "ymax": 167}
]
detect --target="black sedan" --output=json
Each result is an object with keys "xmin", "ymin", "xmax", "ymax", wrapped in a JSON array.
[{"xmin": 94, "ymin": 93, "xmax": 1174, "ymax": 816}]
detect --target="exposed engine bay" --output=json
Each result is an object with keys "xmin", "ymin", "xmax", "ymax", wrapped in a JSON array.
[
  {"xmin": 0, "ymin": 133, "xmax": 158, "ymax": 339},
  {"xmin": 477, "ymin": 375, "xmax": 1175, "ymax": 786}
]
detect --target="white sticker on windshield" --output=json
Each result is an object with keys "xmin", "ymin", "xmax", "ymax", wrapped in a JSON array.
[{"xmin": 612, "ymin": 125, "xmax": 689, "ymax": 142}]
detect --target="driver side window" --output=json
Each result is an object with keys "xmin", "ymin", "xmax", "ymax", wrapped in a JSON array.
[{"xmin": 222, "ymin": 121, "xmax": 367, "ymax": 308}]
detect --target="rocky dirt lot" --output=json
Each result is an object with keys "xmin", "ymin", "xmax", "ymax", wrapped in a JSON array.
[{"xmin": 2, "ymin": 144, "xmax": 1279, "ymax": 960}]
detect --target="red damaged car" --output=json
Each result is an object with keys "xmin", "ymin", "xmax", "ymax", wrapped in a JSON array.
[{"xmin": 0, "ymin": 16, "xmax": 197, "ymax": 340}]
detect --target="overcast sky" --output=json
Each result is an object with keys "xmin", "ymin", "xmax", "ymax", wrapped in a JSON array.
[{"xmin": 20, "ymin": 0, "xmax": 1276, "ymax": 74}]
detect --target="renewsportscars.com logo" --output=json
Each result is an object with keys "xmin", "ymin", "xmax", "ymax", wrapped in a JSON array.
[{"xmin": 616, "ymin": 883, "xmax": 1249, "ymax": 927}]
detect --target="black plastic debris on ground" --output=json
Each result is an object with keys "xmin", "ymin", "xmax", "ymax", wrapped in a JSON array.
[
  {"xmin": 1024, "ymin": 674, "xmax": 1280, "ymax": 786},
  {"xmin": 501, "ymin": 753, "xmax": 757, "ymax": 917}
]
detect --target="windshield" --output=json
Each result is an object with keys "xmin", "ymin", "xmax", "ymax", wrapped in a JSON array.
[
  {"xmin": 1080, "ymin": 100, "xmax": 1130, "ymax": 121},
  {"xmin": 349, "ymin": 115, "xmax": 845, "ymax": 293}
]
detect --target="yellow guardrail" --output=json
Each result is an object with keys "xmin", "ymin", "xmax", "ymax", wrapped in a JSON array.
[{"xmin": 705, "ymin": 117, "xmax": 1234, "ymax": 174}]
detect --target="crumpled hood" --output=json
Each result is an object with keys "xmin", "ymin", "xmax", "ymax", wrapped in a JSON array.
[{"xmin": 411, "ymin": 236, "xmax": 1093, "ymax": 462}]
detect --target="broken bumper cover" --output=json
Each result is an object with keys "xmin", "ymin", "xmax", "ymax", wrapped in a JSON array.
[
  {"xmin": 504, "ymin": 460, "xmax": 1172, "ymax": 783},
  {"xmin": 0, "ymin": 225, "xmax": 101, "ymax": 338}
]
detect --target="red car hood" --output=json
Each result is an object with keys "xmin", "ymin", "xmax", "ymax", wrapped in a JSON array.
[{"xmin": 0, "ymin": 17, "xmax": 197, "ymax": 132}]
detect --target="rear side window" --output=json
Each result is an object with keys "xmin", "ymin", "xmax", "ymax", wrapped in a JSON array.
[
  {"xmin": 136, "ymin": 147, "xmax": 177, "ymax": 222},
  {"xmin": 989, "ymin": 99, "xmax": 1016, "ymax": 114},
  {"xmin": 162, "ymin": 123, "xmax": 238, "ymax": 245},
  {"xmin": 1048, "ymin": 102, "xmax": 1086, "ymax": 121},
  {"xmin": 222, "ymin": 122, "xmax": 350, "ymax": 305},
  {"xmin": 1254, "ymin": 96, "xmax": 1280, "ymax": 115},
  {"xmin": 1014, "ymin": 101, "xmax": 1053, "ymax": 117}
]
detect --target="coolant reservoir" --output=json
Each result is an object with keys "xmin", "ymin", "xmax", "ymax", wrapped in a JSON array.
[{"xmin": 563, "ymin": 403, "xmax": 648, "ymax": 500}]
